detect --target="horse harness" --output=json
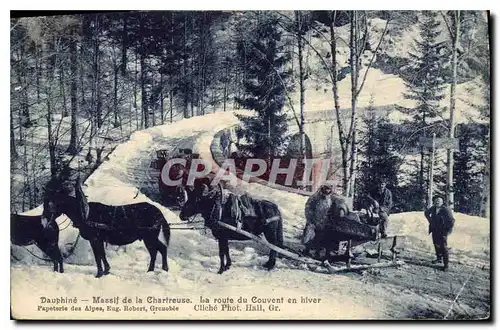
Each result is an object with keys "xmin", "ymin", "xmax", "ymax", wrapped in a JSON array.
[
  {"xmin": 75, "ymin": 206, "xmax": 161, "ymax": 232},
  {"xmin": 209, "ymin": 193, "xmax": 280, "ymax": 229}
]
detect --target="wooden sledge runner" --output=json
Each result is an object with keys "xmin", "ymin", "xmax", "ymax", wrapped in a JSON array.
[{"xmin": 216, "ymin": 221, "xmax": 404, "ymax": 274}]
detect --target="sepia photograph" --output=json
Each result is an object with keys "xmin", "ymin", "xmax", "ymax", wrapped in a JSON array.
[{"xmin": 9, "ymin": 9, "xmax": 491, "ymax": 320}]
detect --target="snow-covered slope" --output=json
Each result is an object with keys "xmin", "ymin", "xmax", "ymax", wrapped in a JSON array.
[{"xmin": 288, "ymin": 69, "xmax": 487, "ymax": 125}]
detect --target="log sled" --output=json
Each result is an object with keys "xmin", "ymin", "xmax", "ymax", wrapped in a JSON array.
[{"xmin": 216, "ymin": 221, "xmax": 404, "ymax": 274}]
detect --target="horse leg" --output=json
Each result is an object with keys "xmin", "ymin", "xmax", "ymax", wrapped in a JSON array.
[
  {"xmin": 90, "ymin": 240, "xmax": 104, "ymax": 278},
  {"xmin": 223, "ymin": 240, "xmax": 231, "ymax": 271},
  {"xmin": 217, "ymin": 239, "xmax": 226, "ymax": 274},
  {"xmin": 263, "ymin": 225, "xmax": 277, "ymax": 270},
  {"xmin": 157, "ymin": 242, "xmax": 169, "ymax": 272},
  {"xmin": 50, "ymin": 244, "xmax": 64, "ymax": 273},
  {"xmin": 144, "ymin": 237, "xmax": 158, "ymax": 272},
  {"xmin": 97, "ymin": 241, "xmax": 110, "ymax": 275},
  {"xmin": 36, "ymin": 241, "xmax": 58, "ymax": 272}
]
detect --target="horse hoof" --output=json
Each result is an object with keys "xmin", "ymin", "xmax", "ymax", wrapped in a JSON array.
[
  {"xmin": 162, "ymin": 267, "xmax": 169, "ymax": 272},
  {"xmin": 95, "ymin": 273, "xmax": 103, "ymax": 278},
  {"xmin": 217, "ymin": 269, "xmax": 224, "ymax": 274},
  {"xmin": 103, "ymin": 269, "xmax": 110, "ymax": 275},
  {"xmin": 263, "ymin": 262, "xmax": 275, "ymax": 270}
]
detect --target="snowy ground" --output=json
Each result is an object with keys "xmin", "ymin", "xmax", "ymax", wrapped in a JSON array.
[{"xmin": 11, "ymin": 111, "xmax": 490, "ymax": 320}]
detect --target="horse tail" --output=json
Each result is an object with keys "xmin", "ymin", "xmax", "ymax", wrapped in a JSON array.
[{"xmin": 158, "ymin": 217, "xmax": 171, "ymax": 247}]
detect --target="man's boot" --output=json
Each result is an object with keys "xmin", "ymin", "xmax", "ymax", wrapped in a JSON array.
[
  {"xmin": 442, "ymin": 250, "xmax": 449, "ymax": 271},
  {"xmin": 431, "ymin": 257, "xmax": 442, "ymax": 264}
]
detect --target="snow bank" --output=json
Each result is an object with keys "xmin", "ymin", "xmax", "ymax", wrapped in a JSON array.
[{"xmin": 389, "ymin": 211, "xmax": 490, "ymax": 262}]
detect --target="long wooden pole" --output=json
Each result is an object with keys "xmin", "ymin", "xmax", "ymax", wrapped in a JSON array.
[
  {"xmin": 446, "ymin": 11, "xmax": 460, "ymax": 210},
  {"xmin": 216, "ymin": 222, "xmax": 403, "ymax": 272},
  {"xmin": 216, "ymin": 221, "xmax": 323, "ymax": 266},
  {"xmin": 427, "ymin": 133, "xmax": 436, "ymax": 208}
]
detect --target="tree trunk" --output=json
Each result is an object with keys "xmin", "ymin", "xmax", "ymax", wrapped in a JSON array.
[
  {"xmin": 10, "ymin": 110, "xmax": 17, "ymax": 159},
  {"xmin": 23, "ymin": 142, "xmax": 28, "ymax": 211},
  {"xmin": 121, "ymin": 14, "xmax": 128, "ymax": 77},
  {"xmin": 169, "ymin": 90, "xmax": 173, "ymax": 123},
  {"xmin": 94, "ymin": 15, "xmax": 102, "ymax": 129},
  {"xmin": 46, "ymin": 39, "xmax": 57, "ymax": 176},
  {"xmin": 16, "ymin": 45, "xmax": 30, "ymax": 129},
  {"xmin": 79, "ymin": 43, "xmax": 86, "ymax": 120},
  {"xmin": 348, "ymin": 11, "xmax": 359, "ymax": 198},
  {"xmin": 330, "ymin": 11, "xmax": 348, "ymax": 193},
  {"xmin": 140, "ymin": 52, "xmax": 148, "ymax": 128},
  {"xmin": 160, "ymin": 71, "xmax": 164, "ymax": 124},
  {"xmin": 14, "ymin": 51, "xmax": 24, "ymax": 145},
  {"xmin": 67, "ymin": 37, "xmax": 79, "ymax": 155},
  {"xmin": 420, "ymin": 147, "xmax": 425, "ymax": 207},
  {"xmin": 46, "ymin": 76, "xmax": 57, "ymax": 175},
  {"xmin": 60, "ymin": 65, "xmax": 69, "ymax": 117},
  {"xmin": 482, "ymin": 126, "xmax": 490, "ymax": 218},
  {"xmin": 190, "ymin": 51, "xmax": 195, "ymax": 117},
  {"xmin": 113, "ymin": 60, "xmax": 120, "ymax": 128},
  {"xmin": 296, "ymin": 11, "xmax": 306, "ymax": 162},
  {"xmin": 183, "ymin": 15, "xmax": 189, "ymax": 118},
  {"xmin": 223, "ymin": 63, "xmax": 228, "ymax": 112},
  {"xmin": 446, "ymin": 11, "xmax": 460, "ymax": 210},
  {"xmin": 35, "ymin": 45, "xmax": 41, "ymax": 102},
  {"xmin": 134, "ymin": 49, "xmax": 139, "ymax": 130}
]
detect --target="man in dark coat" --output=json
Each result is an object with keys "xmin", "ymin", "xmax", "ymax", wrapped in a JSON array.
[
  {"xmin": 424, "ymin": 197, "xmax": 455, "ymax": 271},
  {"xmin": 367, "ymin": 180, "xmax": 393, "ymax": 238}
]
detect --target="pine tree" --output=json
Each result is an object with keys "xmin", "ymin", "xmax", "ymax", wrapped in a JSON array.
[
  {"xmin": 356, "ymin": 98, "xmax": 401, "ymax": 209},
  {"xmin": 235, "ymin": 13, "xmax": 293, "ymax": 163},
  {"xmin": 453, "ymin": 123, "xmax": 488, "ymax": 216},
  {"xmin": 398, "ymin": 11, "xmax": 447, "ymax": 209}
]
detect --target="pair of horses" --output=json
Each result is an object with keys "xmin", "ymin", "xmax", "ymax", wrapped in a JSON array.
[
  {"xmin": 11, "ymin": 177, "xmax": 171, "ymax": 278},
  {"xmin": 12, "ymin": 175, "xmax": 283, "ymax": 277}
]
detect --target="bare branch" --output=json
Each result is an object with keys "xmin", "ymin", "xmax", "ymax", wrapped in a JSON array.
[
  {"xmin": 440, "ymin": 11, "xmax": 454, "ymax": 40},
  {"xmin": 356, "ymin": 16, "xmax": 391, "ymax": 98}
]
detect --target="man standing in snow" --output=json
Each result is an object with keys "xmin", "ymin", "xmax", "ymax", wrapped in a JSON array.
[
  {"xmin": 424, "ymin": 197, "xmax": 455, "ymax": 271},
  {"xmin": 367, "ymin": 180, "xmax": 393, "ymax": 238}
]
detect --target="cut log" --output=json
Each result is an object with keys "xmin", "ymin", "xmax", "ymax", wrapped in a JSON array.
[
  {"xmin": 323, "ymin": 260, "xmax": 405, "ymax": 274},
  {"xmin": 216, "ymin": 221, "xmax": 322, "ymax": 266}
]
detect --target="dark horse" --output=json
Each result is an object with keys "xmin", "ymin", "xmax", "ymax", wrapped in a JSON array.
[
  {"xmin": 179, "ymin": 182, "xmax": 284, "ymax": 274},
  {"xmin": 43, "ymin": 178, "xmax": 171, "ymax": 278},
  {"xmin": 11, "ymin": 213, "xmax": 63, "ymax": 273}
]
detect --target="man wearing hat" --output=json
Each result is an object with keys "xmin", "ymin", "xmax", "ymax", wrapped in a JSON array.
[
  {"xmin": 367, "ymin": 180, "xmax": 393, "ymax": 238},
  {"xmin": 424, "ymin": 196, "xmax": 455, "ymax": 271}
]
